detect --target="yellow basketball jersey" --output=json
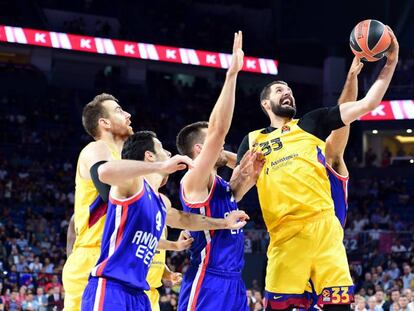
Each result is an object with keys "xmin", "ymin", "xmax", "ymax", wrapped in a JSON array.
[
  {"xmin": 73, "ymin": 143, "xmax": 120, "ymax": 249},
  {"xmin": 146, "ymin": 227, "xmax": 167, "ymax": 289},
  {"xmin": 248, "ymin": 119, "xmax": 334, "ymax": 233}
]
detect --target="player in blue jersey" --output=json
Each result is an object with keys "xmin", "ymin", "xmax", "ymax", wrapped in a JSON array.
[
  {"xmin": 306, "ymin": 56, "xmax": 364, "ymax": 311},
  {"xmin": 176, "ymin": 31, "xmax": 262, "ymax": 311},
  {"xmin": 81, "ymin": 132, "xmax": 194, "ymax": 311},
  {"xmin": 81, "ymin": 131, "xmax": 249, "ymax": 311}
]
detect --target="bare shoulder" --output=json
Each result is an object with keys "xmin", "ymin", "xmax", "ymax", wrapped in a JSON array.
[
  {"xmin": 82, "ymin": 141, "xmax": 109, "ymax": 156},
  {"xmin": 78, "ymin": 141, "xmax": 112, "ymax": 178},
  {"xmin": 82, "ymin": 141, "xmax": 111, "ymax": 162}
]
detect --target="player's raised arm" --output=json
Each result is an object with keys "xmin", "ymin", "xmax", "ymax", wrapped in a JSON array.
[
  {"xmin": 160, "ymin": 194, "xmax": 249, "ymax": 231},
  {"xmin": 340, "ymin": 26, "xmax": 398, "ymax": 125},
  {"xmin": 182, "ymin": 31, "xmax": 244, "ymax": 196},
  {"xmin": 325, "ymin": 57, "xmax": 363, "ymax": 173}
]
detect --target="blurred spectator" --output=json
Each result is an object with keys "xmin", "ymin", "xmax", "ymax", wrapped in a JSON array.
[
  {"xmin": 399, "ymin": 295, "xmax": 414, "ymax": 311},
  {"xmin": 375, "ymin": 290, "xmax": 386, "ymax": 310},
  {"xmin": 388, "ymin": 262, "xmax": 402, "ymax": 280},
  {"xmin": 5, "ymin": 290, "xmax": 22, "ymax": 311},
  {"xmin": 34, "ymin": 287, "xmax": 48, "ymax": 311},
  {"xmin": 402, "ymin": 265, "xmax": 414, "ymax": 290},
  {"xmin": 403, "ymin": 289, "xmax": 414, "ymax": 310},
  {"xmin": 355, "ymin": 295, "xmax": 368, "ymax": 311},
  {"xmin": 385, "ymin": 290, "xmax": 401, "ymax": 311},
  {"xmin": 47, "ymin": 286, "xmax": 63, "ymax": 311},
  {"xmin": 22, "ymin": 291, "xmax": 39, "ymax": 310},
  {"xmin": 368, "ymin": 295, "xmax": 383, "ymax": 311}
]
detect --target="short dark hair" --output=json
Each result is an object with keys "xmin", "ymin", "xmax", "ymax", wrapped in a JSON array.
[
  {"xmin": 122, "ymin": 131, "xmax": 157, "ymax": 161},
  {"xmin": 259, "ymin": 80, "xmax": 288, "ymax": 115},
  {"xmin": 82, "ymin": 93, "xmax": 118, "ymax": 139},
  {"xmin": 176, "ymin": 121, "xmax": 208, "ymax": 158}
]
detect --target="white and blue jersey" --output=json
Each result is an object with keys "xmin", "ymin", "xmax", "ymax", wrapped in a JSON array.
[
  {"xmin": 82, "ymin": 179, "xmax": 166, "ymax": 311},
  {"xmin": 177, "ymin": 175, "xmax": 248, "ymax": 311}
]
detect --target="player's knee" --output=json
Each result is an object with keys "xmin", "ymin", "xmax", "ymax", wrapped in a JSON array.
[{"xmin": 323, "ymin": 304, "xmax": 351, "ymax": 311}]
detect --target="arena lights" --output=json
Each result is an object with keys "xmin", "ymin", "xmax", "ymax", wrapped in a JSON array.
[
  {"xmin": 0, "ymin": 25, "xmax": 278, "ymax": 75},
  {"xmin": 360, "ymin": 100, "xmax": 414, "ymax": 121}
]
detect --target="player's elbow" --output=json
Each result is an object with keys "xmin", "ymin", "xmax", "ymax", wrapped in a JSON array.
[{"xmin": 364, "ymin": 98, "xmax": 381, "ymax": 112}]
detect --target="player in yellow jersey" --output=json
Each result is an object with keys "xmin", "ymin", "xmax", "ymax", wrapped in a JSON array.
[
  {"xmin": 233, "ymin": 28, "xmax": 399, "ymax": 311},
  {"xmin": 62, "ymin": 93, "xmax": 132, "ymax": 311}
]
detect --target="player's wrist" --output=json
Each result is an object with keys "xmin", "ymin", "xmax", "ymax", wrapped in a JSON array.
[
  {"xmin": 222, "ymin": 218, "xmax": 231, "ymax": 229},
  {"xmin": 226, "ymin": 70, "xmax": 239, "ymax": 78}
]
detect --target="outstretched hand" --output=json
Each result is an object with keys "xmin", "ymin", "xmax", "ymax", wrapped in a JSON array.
[
  {"xmin": 160, "ymin": 155, "xmax": 194, "ymax": 174},
  {"xmin": 385, "ymin": 25, "xmax": 399, "ymax": 64},
  {"xmin": 227, "ymin": 30, "xmax": 244, "ymax": 76},
  {"xmin": 225, "ymin": 210, "xmax": 250, "ymax": 230}
]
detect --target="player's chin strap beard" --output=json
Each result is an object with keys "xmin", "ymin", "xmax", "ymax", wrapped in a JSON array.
[{"xmin": 271, "ymin": 100, "xmax": 296, "ymax": 119}]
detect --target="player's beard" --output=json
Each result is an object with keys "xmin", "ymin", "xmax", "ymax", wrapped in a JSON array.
[
  {"xmin": 113, "ymin": 123, "xmax": 133, "ymax": 141},
  {"xmin": 270, "ymin": 96, "xmax": 296, "ymax": 119}
]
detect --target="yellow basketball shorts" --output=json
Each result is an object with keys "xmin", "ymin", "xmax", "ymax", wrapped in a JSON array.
[
  {"xmin": 263, "ymin": 211, "xmax": 354, "ymax": 310},
  {"xmin": 145, "ymin": 288, "xmax": 160, "ymax": 311},
  {"xmin": 62, "ymin": 247, "xmax": 101, "ymax": 311}
]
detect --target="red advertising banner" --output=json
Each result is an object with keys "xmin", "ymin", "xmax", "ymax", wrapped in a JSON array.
[{"xmin": 0, "ymin": 25, "xmax": 278, "ymax": 75}]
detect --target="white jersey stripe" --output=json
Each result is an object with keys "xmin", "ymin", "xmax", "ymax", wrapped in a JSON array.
[
  {"xmin": 91, "ymin": 204, "xmax": 122, "ymax": 276},
  {"xmin": 93, "ymin": 278, "xmax": 104, "ymax": 311},
  {"xmin": 187, "ymin": 207, "xmax": 211, "ymax": 311}
]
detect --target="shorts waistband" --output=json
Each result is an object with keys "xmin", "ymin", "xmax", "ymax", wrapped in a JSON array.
[
  {"xmin": 89, "ymin": 277, "xmax": 146, "ymax": 295},
  {"xmin": 189, "ymin": 265, "xmax": 242, "ymax": 279}
]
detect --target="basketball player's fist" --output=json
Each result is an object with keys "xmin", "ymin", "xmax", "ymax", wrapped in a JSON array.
[
  {"xmin": 385, "ymin": 26, "xmax": 399, "ymax": 64},
  {"xmin": 227, "ymin": 30, "xmax": 244, "ymax": 76},
  {"xmin": 162, "ymin": 270, "xmax": 183, "ymax": 287},
  {"xmin": 173, "ymin": 231, "xmax": 194, "ymax": 251},
  {"xmin": 225, "ymin": 210, "xmax": 250, "ymax": 230},
  {"xmin": 161, "ymin": 155, "xmax": 194, "ymax": 174},
  {"xmin": 348, "ymin": 57, "xmax": 364, "ymax": 77}
]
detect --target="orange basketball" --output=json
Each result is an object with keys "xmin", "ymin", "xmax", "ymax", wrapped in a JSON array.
[{"xmin": 349, "ymin": 19, "xmax": 391, "ymax": 62}]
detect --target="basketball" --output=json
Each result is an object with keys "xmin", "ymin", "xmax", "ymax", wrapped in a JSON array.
[{"xmin": 349, "ymin": 19, "xmax": 392, "ymax": 62}]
